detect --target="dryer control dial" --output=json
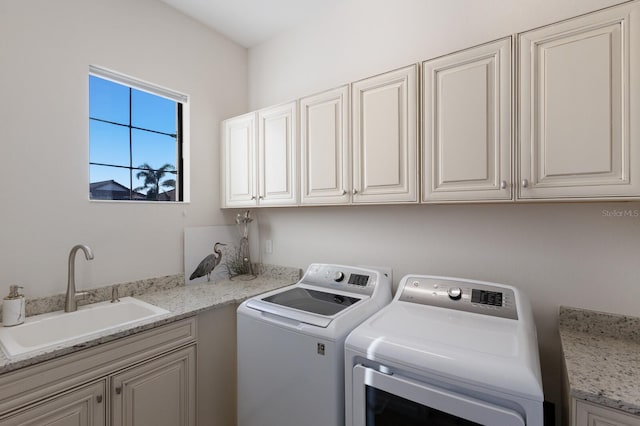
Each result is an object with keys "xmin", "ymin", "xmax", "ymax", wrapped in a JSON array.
[
  {"xmin": 447, "ymin": 287, "xmax": 462, "ymax": 300},
  {"xmin": 334, "ymin": 271, "xmax": 345, "ymax": 282}
]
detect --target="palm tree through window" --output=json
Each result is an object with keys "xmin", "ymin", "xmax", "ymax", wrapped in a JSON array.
[{"xmin": 89, "ymin": 70, "xmax": 184, "ymax": 201}]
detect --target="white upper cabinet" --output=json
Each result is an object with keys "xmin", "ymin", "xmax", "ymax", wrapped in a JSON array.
[
  {"xmin": 221, "ymin": 102, "xmax": 297, "ymax": 208},
  {"xmin": 300, "ymin": 86, "xmax": 351, "ymax": 205},
  {"xmin": 422, "ymin": 37, "xmax": 512, "ymax": 202},
  {"xmin": 352, "ymin": 65, "xmax": 419, "ymax": 204},
  {"xmin": 258, "ymin": 101, "xmax": 298, "ymax": 206},
  {"xmin": 221, "ymin": 0, "xmax": 640, "ymax": 208},
  {"xmin": 518, "ymin": 1, "xmax": 640, "ymax": 200},
  {"xmin": 221, "ymin": 113, "xmax": 257, "ymax": 208}
]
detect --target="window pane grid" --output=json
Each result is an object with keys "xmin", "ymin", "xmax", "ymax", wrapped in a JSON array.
[
  {"xmin": 89, "ymin": 116, "xmax": 177, "ymax": 138},
  {"xmin": 89, "ymin": 73, "xmax": 183, "ymax": 202}
]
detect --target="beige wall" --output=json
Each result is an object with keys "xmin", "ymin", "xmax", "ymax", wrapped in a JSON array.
[
  {"xmin": 197, "ymin": 304, "xmax": 238, "ymax": 426},
  {"xmin": 0, "ymin": 0, "xmax": 247, "ymax": 297},
  {"xmin": 247, "ymin": 0, "xmax": 640, "ymax": 414}
]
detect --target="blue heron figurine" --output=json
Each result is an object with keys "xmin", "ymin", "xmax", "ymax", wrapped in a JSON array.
[{"xmin": 190, "ymin": 242, "xmax": 226, "ymax": 282}]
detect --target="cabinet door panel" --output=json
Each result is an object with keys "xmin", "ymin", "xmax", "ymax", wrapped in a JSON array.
[
  {"xmin": 0, "ymin": 381, "xmax": 105, "ymax": 426},
  {"xmin": 440, "ymin": 63, "xmax": 490, "ymax": 181},
  {"xmin": 300, "ymin": 86, "xmax": 350, "ymax": 205},
  {"xmin": 363, "ymin": 86, "xmax": 401, "ymax": 187},
  {"xmin": 352, "ymin": 65, "xmax": 418, "ymax": 203},
  {"xmin": 423, "ymin": 37, "xmax": 512, "ymax": 202},
  {"xmin": 222, "ymin": 113, "xmax": 257, "ymax": 207},
  {"xmin": 543, "ymin": 29, "xmax": 616, "ymax": 177},
  {"xmin": 258, "ymin": 101, "xmax": 298, "ymax": 206},
  {"xmin": 575, "ymin": 400, "xmax": 640, "ymax": 426},
  {"xmin": 519, "ymin": 2, "xmax": 640, "ymax": 199},
  {"xmin": 111, "ymin": 346, "xmax": 195, "ymax": 426}
]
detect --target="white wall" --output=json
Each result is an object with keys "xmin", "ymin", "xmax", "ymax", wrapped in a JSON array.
[
  {"xmin": 247, "ymin": 0, "xmax": 640, "ymax": 413},
  {"xmin": 248, "ymin": 0, "xmax": 627, "ymax": 109},
  {"xmin": 0, "ymin": 0, "xmax": 247, "ymax": 297}
]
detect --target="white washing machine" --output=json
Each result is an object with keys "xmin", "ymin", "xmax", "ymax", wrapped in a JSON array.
[
  {"xmin": 237, "ymin": 264, "xmax": 392, "ymax": 426},
  {"xmin": 345, "ymin": 274, "xmax": 544, "ymax": 426}
]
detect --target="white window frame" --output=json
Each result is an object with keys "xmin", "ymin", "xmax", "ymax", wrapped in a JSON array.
[{"xmin": 89, "ymin": 65, "xmax": 190, "ymax": 203}]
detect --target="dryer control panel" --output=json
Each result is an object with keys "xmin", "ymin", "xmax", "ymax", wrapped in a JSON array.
[{"xmin": 397, "ymin": 276, "xmax": 518, "ymax": 320}]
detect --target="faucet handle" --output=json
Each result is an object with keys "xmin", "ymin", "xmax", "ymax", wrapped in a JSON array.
[
  {"xmin": 75, "ymin": 291, "xmax": 89, "ymax": 302},
  {"xmin": 111, "ymin": 285, "xmax": 120, "ymax": 303}
]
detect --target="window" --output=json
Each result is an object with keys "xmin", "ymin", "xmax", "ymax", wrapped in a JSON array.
[{"xmin": 89, "ymin": 66, "xmax": 188, "ymax": 201}]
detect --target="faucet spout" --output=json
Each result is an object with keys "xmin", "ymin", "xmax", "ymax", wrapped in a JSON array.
[{"xmin": 65, "ymin": 244, "xmax": 94, "ymax": 312}]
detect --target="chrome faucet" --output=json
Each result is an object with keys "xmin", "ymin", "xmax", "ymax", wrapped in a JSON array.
[{"xmin": 65, "ymin": 244, "xmax": 94, "ymax": 312}]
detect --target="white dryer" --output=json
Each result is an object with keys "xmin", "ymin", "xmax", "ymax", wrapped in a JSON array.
[
  {"xmin": 237, "ymin": 264, "xmax": 392, "ymax": 426},
  {"xmin": 345, "ymin": 274, "xmax": 544, "ymax": 426}
]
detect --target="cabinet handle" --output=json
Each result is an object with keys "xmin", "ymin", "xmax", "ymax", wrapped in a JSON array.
[
  {"xmin": 259, "ymin": 195, "xmax": 264, "ymax": 200},
  {"xmin": 500, "ymin": 180, "xmax": 507, "ymax": 189},
  {"xmin": 96, "ymin": 395, "xmax": 103, "ymax": 404},
  {"xmin": 341, "ymin": 190, "xmax": 347, "ymax": 196},
  {"xmin": 521, "ymin": 179, "xmax": 529, "ymax": 188},
  {"xmin": 353, "ymin": 189, "xmax": 358, "ymax": 195},
  {"xmin": 251, "ymin": 195, "xmax": 256, "ymax": 200},
  {"xmin": 115, "ymin": 386, "xmax": 122, "ymax": 395}
]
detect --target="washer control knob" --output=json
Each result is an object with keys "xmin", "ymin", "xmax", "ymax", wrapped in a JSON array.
[
  {"xmin": 334, "ymin": 271, "xmax": 345, "ymax": 282},
  {"xmin": 448, "ymin": 287, "xmax": 462, "ymax": 300}
]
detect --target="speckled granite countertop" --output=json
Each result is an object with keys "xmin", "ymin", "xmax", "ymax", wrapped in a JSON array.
[
  {"xmin": 0, "ymin": 264, "xmax": 300, "ymax": 374},
  {"xmin": 559, "ymin": 306, "xmax": 640, "ymax": 416}
]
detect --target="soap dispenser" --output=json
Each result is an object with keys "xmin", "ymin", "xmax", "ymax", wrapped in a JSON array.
[{"xmin": 3, "ymin": 285, "xmax": 25, "ymax": 326}]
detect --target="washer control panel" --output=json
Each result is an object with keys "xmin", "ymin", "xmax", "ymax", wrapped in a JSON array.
[
  {"xmin": 301, "ymin": 264, "xmax": 383, "ymax": 295},
  {"xmin": 397, "ymin": 276, "xmax": 518, "ymax": 320}
]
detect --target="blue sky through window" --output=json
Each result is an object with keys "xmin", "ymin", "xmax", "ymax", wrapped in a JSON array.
[{"xmin": 89, "ymin": 75, "xmax": 179, "ymax": 199}]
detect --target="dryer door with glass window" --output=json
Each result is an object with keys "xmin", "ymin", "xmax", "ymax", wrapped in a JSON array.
[{"xmin": 351, "ymin": 365, "xmax": 525, "ymax": 426}]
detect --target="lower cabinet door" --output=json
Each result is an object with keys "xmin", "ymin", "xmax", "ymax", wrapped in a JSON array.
[
  {"xmin": 111, "ymin": 345, "xmax": 196, "ymax": 426},
  {"xmin": 575, "ymin": 400, "xmax": 640, "ymax": 426},
  {"xmin": 0, "ymin": 381, "xmax": 106, "ymax": 426}
]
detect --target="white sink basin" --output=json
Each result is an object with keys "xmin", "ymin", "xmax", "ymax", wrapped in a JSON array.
[{"xmin": 0, "ymin": 297, "xmax": 170, "ymax": 359}]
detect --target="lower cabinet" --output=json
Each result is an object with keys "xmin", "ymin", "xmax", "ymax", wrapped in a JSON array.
[
  {"xmin": 0, "ymin": 381, "xmax": 106, "ymax": 426},
  {"xmin": 574, "ymin": 399, "xmax": 640, "ymax": 426},
  {"xmin": 111, "ymin": 346, "xmax": 195, "ymax": 426},
  {"xmin": 0, "ymin": 318, "xmax": 196, "ymax": 426}
]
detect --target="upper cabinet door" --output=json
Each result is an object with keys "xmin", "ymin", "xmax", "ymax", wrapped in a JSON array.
[
  {"xmin": 221, "ymin": 113, "xmax": 257, "ymax": 208},
  {"xmin": 352, "ymin": 65, "xmax": 419, "ymax": 204},
  {"xmin": 258, "ymin": 101, "xmax": 298, "ymax": 206},
  {"xmin": 518, "ymin": 2, "xmax": 640, "ymax": 200},
  {"xmin": 422, "ymin": 37, "xmax": 513, "ymax": 202},
  {"xmin": 300, "ymin": 86, "xmax": 351, "ymax": 205}
]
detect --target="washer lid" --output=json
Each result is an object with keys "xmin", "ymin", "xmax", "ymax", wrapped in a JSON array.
[
  {"xmin": 346, "ymin": 301, "xmax": 544, "ymax": 401},
  {"xmin": 262, "ymin": 287, "xmax": 361, "ymax": 315},
  {"xmin": 245, "ymin": 286, "xmax": 363, "ymax": 328}
]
